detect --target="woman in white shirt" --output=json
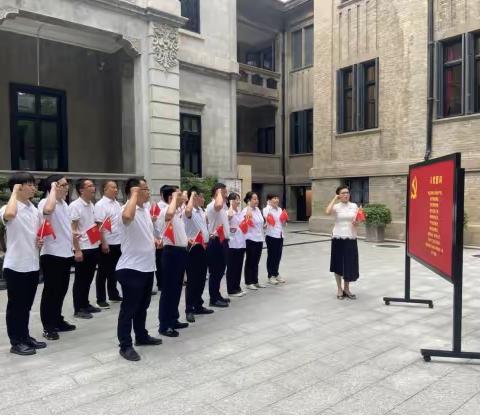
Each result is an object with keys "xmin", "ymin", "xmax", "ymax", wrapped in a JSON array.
[
  {"xmin": 226, "ymin": 193, "xmax": 246, "ymax": 297},
  {"xmin": 263, "ymin": 193, "xmax": 286, "ymax": 285},
  {"xmin": 325, "ymin": 185, "xmax": 360, "ymax": 300},
  {"xmin": 242, "ymin": 192, "xmax": 265, "ymax": 290}
]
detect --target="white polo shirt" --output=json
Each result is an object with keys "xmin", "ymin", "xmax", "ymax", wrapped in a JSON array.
[
  {"xmin": 206, "ymin": 201, "xmax": 229, "ymax": 239},
  {"xmin": 158, "ymin": 208, "xmax": 188, "ymax": 248},
  {"xmin": 263, "ymin": 205, "xmax": 284, "ymax": 239},
  {"xmin": 0, "ymin": 201, "xmax": 42, "ymax": 272},
  {"xmin": 69, "ymin": 197, "xmax": 100, "ymax": 250},
  {"xmin": 38, "ymin": 198, "xmax": 73, "ymax": 258},
  {"xmin": 116, "ymin": 203, "xmax": 156, "ymax": 273},
  {"xmin": 228, "ymin": 208, "xmax": 246, "ymax": 249},
  {"xmin": 153, "ymin": 200, "xmax": 168, "ymax": 240},
  {"xmin": 184, "ymin": 206, "xmax": 209, "ymax": 243},
  {"xmin": 94, "ymin": 196, "xmax": 122, "ymax": 245},
  {"xmin": 242, "ymin": 207, "xmax": 265, "ymax": 242}
]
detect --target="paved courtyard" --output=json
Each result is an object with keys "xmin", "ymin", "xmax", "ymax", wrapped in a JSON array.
[{"xmin": 1, "ymin": 224, "xmax": 480, "ymax": 414}]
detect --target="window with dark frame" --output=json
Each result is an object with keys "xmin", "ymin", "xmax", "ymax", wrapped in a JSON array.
[
  {"xmin": 292, "ymin": 29, "xmax": 302, "ymax": 70},
  {"xmin": 180, "ymin": 114, "xmax": 202, "ymax": 176},
  {"xmin": 345, "ymin": 177, "xmax": 369, "ymax": 206},
  {"xmin": 475, "ymin": 35, "xmax": 480, "ymax": 112},
  {"xmin": 337, "ymin": 59, "xmax": 378, "ymax": 133},
  {"xmin": 257, "ymin": 127, "xmax": 275, "ymax": 154},
  {"xmin": 290, "ymin": 109, "xmax": 313, "ymax": 155},
  {"xmin": 10, "ymin": 83, "xmax": 67, "ymax": 171},
  {"xmin": 180, "ymin": 0, "xmax": 200, "ymax": 33},
  {"xmin": 443, "ymin": 38, "xmax": 463, "ymax": 117},
  {"xmin": 304, "ymin": 25, "xmax": 314, "ymax": 67},
  {"xmin": 291, "ymin": 25, "xmax": 314, "ymax": 70}
]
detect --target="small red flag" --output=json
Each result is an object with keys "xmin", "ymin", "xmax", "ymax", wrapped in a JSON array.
[
  {"xmin": 279, "ymin": 209, "xmax": 289, "ymax": 223},
  {"xmin": 216, "ymin": 224, "xmax": 225, "ymax": 243},
  {"xmin": 194, "ymin": 231, "xmax": 205, "ymax": 246},
  {"xmin": 86, "ymin": 225, "xmax": 101, "ymax": 245},
  {"xmin": 37, "ymin": 219, "xmax": 56, "ymax": 240},
  {"xmin": 99, "ymin": 216, "xmax": 112, "ymax": 232},
  {"xmin": 266, "ymin": 213, "xmax": 275, "ymax": 226},
  {"xmin": 239, "ymin": 219, "xmax": 249, "ymax": 234},
  {"xmin": 246, "ymin": 217, "xmax": 254, "ymax": 227},
  {"xmin": 355, "ymin": 207, "xmax": 366, "ymax": 222},
  {"xmin": 150, "ymin": 204, "xmax": 161, "ymax": 217},
  {"xmin": 163, "ymin": 222, "xmax": 176, "ymax": 245}
]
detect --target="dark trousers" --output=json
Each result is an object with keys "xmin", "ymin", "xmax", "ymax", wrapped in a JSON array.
[
  {"xmin": 244, "ymin": 240, "xmax": 263, "ymax": 285},
  {"xmin": 73, "ymin": 248, "xmax": 99, "ymax": 312},
  {"xmin": 266, "ymin": 236, "xmax": 283, "ymax": 278},
  {"xmin": 40, "ymin": 255, "xmax": 72, "ymax": 331},
  {"xmin": 5, "ymin": 269, "xmax": 39, "ymax": 346},
  {"xmin": 159, "ymin": 246, "xmax": 187, "ymax": 331},
  {"xmin": 96, "ymin": 245, "xmax": 121, "ymax": 302},
  {"xmin": 207, "ymin": 238, "xmax": 228, "ymax": 302},
  {"xmin": 116, "ymin": 269, "xmax": 153, "ymax": 348},
  {"xmin": 185, "ymin": 245, "xmax": 207, "ymax": 313},
  {"xmin": 155, "ymin": 248, "xmax": 164, "ymax": 290},
  {"xmin": 226, "ymin": 248, "xmax": 245, "ymax": 294}
]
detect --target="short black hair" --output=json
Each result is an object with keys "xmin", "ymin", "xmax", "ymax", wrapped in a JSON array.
[
  {"xmin": 266, "ymin": 193, "xmax": 279, "ymax": 201},
  {"xmin": 188, "ymin": 186, "xmax": 199, "ymax": 199},
  {"xmin": 8, "ymin": 172, "xmax": 36, "ymax": 191},
  {"xmin": 125, "ymin": 177, "xmax": 145, "ymax": 198},
  {"xmin": 244, "ymin": 191, "xmax": 257, "ymax": 204},
  {"xmin": 211, "ymin": 182, "xmax": 226, "ymax": 198},
  {"xmin": 161, "ymin": 185, "xmax": 179, "ymax": 202},
  {"xmin": 336, "ymin": 185, "xmax": 350, "ymax": 195},
  {"xmin": 39, "ymin": 174, "xmax": 67, "ymax": 197},
  {"xmin": 103, "ymin": 180, "xmax": 117, "ymax": 191},
  {"xmin": 75, "ymin": 178, "xmax": 94, "ymax": 194}
]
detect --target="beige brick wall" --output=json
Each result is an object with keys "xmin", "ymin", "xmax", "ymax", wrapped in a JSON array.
[{"xmin": 310, "ymin": 0, "xmax": 480, "ymax": 246}]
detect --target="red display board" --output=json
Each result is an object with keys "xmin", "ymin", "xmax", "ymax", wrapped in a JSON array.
[{"xmin": 407, "ymin": 154, "xmax": 461, "ymax": 281}]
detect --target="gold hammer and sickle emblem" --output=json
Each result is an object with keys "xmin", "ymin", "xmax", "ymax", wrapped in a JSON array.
[{"xmin": 410, "ymin": 176, "xmax": 418, "ymax": 200}]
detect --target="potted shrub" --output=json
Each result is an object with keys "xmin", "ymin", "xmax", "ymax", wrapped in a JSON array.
[{"xmin": 363, "ymin": 203, "xmax": 392, "ymax": 243}]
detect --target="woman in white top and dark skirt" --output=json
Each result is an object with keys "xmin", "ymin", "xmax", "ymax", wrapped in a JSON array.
[
  {"xmin": 226, "ymin": 192, "xmax": 246, "ymax": 297},
  {"xmin": 325, "ymin": 185, "xmax": 359, "ymax": 300},
  {"xmin": 242, "ymin": 192, "xmax": 265, "ymax": 290}
]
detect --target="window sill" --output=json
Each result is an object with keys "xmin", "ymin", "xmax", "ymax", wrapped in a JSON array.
[
  {"xmin": 338, "ymin": 0, "xmax": 362, "ymax": 10},
  {"xmin": 336, "ymin": 128, "xmax": 381, "ymax": 138},
  {"xmin": 290, "ymin": 65, "xmax": 314, "ymax": 74},
  {"xmin": 289, "ymin": 153, "xmax": 313, "ymax": 157},
  {"xmin": 237, "ymin": 152, "xmax": 279, "ymax": 158},
  {"xmin": 433, "ymin": 113, "xmax": 480, "ymax": 125},
  {"xmin": 179, "ymin": 28, "xmax": 204, "ymax": 41}
]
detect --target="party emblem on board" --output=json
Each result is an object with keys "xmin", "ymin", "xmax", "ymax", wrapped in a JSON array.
[{"xmin": 410, "ymin": 176, "xmax": 418, "ymax": 200}]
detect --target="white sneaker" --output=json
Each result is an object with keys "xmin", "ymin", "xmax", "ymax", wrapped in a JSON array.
[
  {"xmin": 268, "ymin": 277, "xmax": 279, "ymax": 285},
  {"xmin": 255, "ymin": 282, "xmax": 267, "ymax": 288},
  {"xmin": 276, "ymin": 275, "xmax": 286, "ymax": 283},
  {"xmin": 229, "ymin": 291, "xmax": 245, "ymax": 297},
  {"xmin": 246, "ymin": 284, "xmax": 258, "ymax": 290}
]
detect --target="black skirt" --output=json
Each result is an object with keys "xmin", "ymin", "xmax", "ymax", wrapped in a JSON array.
[{"xmin": 330, "ymin": 238, "xmax": 359, "ymax": 282}]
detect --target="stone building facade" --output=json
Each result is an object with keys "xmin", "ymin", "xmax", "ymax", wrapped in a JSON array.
[{"xmin": 310, "ymin": 0, "xmax": 480, "ymax": 245}]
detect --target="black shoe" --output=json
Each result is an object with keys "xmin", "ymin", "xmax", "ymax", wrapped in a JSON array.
[
  {"xmin": 119, "ymin": 347, "xmax": 141, "ymax": 361},
  {"xmin": 221, "ymin": 296, "xmax": 231, "ymax": 303},
  {"xmin": 135, "ymin": 335, "xmax": 163, "ymax": 346},
  {"xmin": 343, "ymin": 290, "xmax": 357, "ymax": 300},
  {"xmin": 173, "ymin": 320, "xmax": 189, "ymax": 329},
  {"xmin": 26, "ymin": 337, "xmax": 47, "ymax": 349},
  {"xmin": 10, "ymin": 343, "xmax": 36, "ymax": 356},
  {"xmin": 194, "ymin": 307, "xmax": 214, "ymax": 315},
  {"xmin": 186, "ymin": 313, "xmax": 195, "ymax": 323},
  {"xmin": 209, "ymin": 299, "xmax": 229, "ymax": 308},
  {"xmin": 86, "ymin": 305, "xmax": 102, "ymax": 313},
  {"xmin": 109, "ymin": 296, "xmax": 123, "ymax": 303},
  {"xmin": 55, "ymin": 321, "xmax": 76, "ymax": 332},
  {"xmin": 96, "ymin": 301, "xmax": 110, "ymax": 309},
  {"xmin": 74, "ymin": 310, "xmax": 93, "ymax": 319},
  {"xmin": 159, "ymin": 328, "xmax": 179, "ymax": 337},
  {"xmin": 43, "ymin": 330, "xmax": 59, "ymax": 341}
]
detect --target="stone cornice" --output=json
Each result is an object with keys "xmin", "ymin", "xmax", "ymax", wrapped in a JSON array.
[{"xmin": 179, "ymin": 60, "xmax": 239, "ymax": 80}]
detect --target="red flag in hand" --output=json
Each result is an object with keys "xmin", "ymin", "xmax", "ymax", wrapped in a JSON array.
[
  {"xmin": 86, "ymin": 225, "xmax": 101, "ymax": 245},
  {"xmin": 266, "ymin": 213, "xmax": 275, "ymax": 226},
  {"xmin": 246, "ymin": 217, "xmax": 254, "ymax": 227},
  {"xmin": 279, "ymin": 209, "xmax": 289, "ymax": 223},
  {"xmin": 216, "ymin": 224, "xmax": 225, "ymax": 243},
  {"xmin": 99, "ymin": 216, "xmax": 112, "ymax": 232},
  {"xmin": 163, "ymin": 222, "xmax": 175, "ymax": 245},
  {"xmin": 194, "ymin": 231, "xmax": 205, "ymax": 246},
  {"xmin": 37, "ymin": 219, "xmax": 56, "ymax": 240},
  {"xmin": 239, "ymin": 219, "xmax": 249, "ymax": 234},
  {"xmin": 150, "ymin": 204, "xmax": 161, "ymax": 217},
  {"xmin": 355, "ymin": 207, "xmax": 366, "ymax": 222}
]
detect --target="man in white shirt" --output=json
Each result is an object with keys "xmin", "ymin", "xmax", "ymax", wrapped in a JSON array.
[
  {"xmin": 158, "ymin": 186, "xmax": 189, "ymax": 337},
  {"xmin": 183, "ymin": 187, "xmax": 214, "ymax": 323},
  {"xmin": 116, "ymin": 178, "xmax": 162, "ymax": 361},
  {"xmin": 69, "ymin": 179, "xmax": 101, "ymax": 319},
  {"xmin": 0, "ymin": 172, "xmax": 47, "ymax": 355},
  {"xmin": 153, "ymin": 184, "xmax": 169, "ymax": 294},
  {"xmin": 206, "ymin": 183, "xmax": 230, "ymax": 307},
  {"xmin": 94, "ymin": 180, "xmax": 123, "ymax": 308}
]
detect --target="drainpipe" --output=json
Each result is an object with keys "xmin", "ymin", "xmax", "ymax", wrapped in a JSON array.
[
  {"xmin": 425, "ymin": 0, "xmax": 434, "ymax": 161},
  {"xmin": 281, "ymin": 30, "xmax": 287, "ymax": 208}
]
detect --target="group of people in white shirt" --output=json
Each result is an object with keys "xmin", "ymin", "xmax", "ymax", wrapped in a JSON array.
[{"xmin": 0, "ymin": 172, "xmax": 287, "ymax": 361}]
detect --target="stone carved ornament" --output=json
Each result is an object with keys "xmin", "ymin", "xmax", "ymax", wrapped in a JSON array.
[
  {"xmin": 152, "ymin": 23, "xmax": 179, "ymax": 71},
  {"xmin": 0, "ymin": 7, "xmax": 19, "ymax": 22}
]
